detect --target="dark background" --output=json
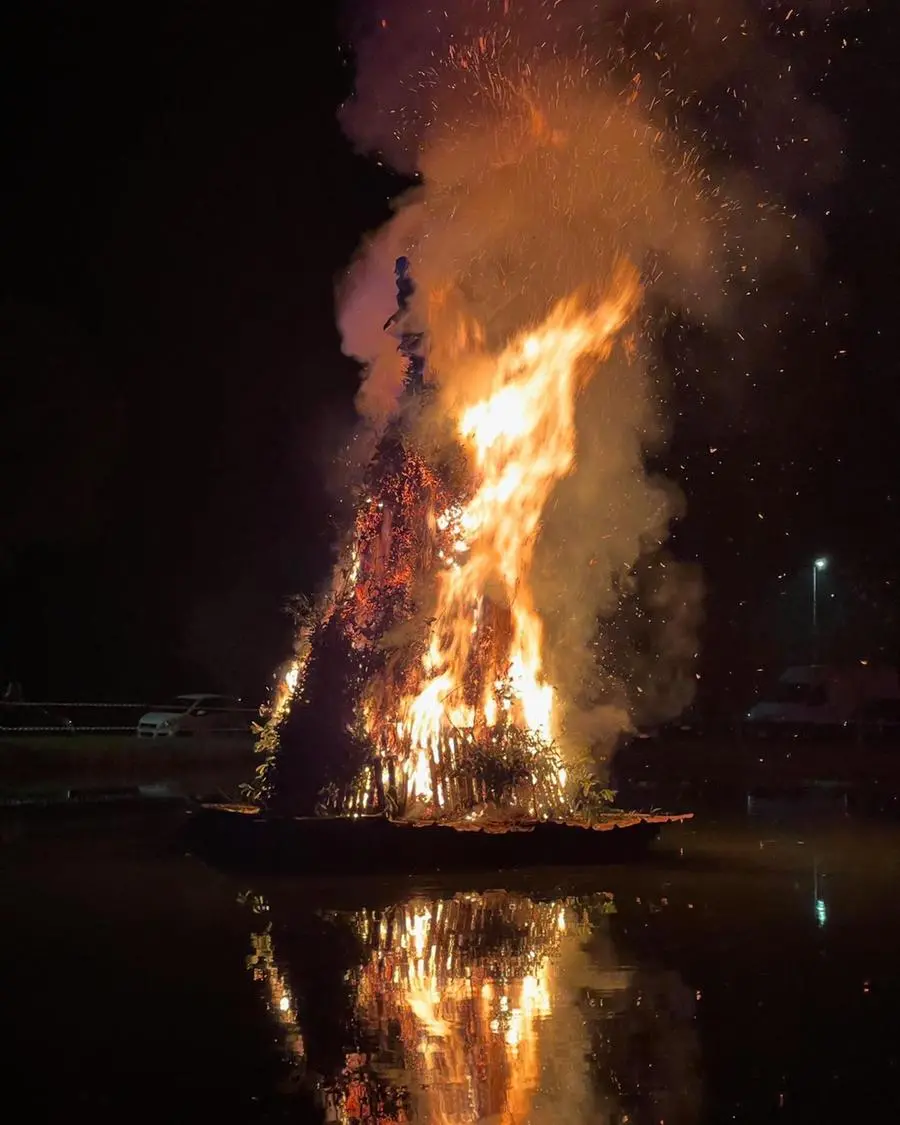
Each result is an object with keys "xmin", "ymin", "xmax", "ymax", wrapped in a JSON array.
[{"xmin": 1, "ymin": 1, "xmax": 897, "ymax": 712}]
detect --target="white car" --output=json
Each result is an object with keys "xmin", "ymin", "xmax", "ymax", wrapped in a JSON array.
[{"xmin": 136, "ymin": 693, "xmax": 246, "ymax": 738}]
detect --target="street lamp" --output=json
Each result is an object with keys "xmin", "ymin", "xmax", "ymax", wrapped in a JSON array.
[{"xmin": 812, "ymin": 557, "xmax": 827, "ymax": 635}]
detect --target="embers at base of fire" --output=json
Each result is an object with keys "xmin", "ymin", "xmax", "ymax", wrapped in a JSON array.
[
  {"xmin": 252, "ymin": 445, "xmax": 573, "ymax": 819},
  {"xmin": 256, "ymin": 567, "xmax": 567, "ymax": 823},
  {"xmin": 256, "ymin": 389, "xmax": 571, "ymax": 820}
]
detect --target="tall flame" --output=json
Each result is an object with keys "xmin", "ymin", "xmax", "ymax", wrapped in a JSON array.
[{"xmin": 368, "ymin": 262, "xmax": 641, "ymax": 806}]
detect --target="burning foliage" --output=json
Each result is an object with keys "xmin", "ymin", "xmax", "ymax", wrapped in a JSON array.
[{"xmin": 248, "ymin": 259, "xmax": 637, "ymax": 819}]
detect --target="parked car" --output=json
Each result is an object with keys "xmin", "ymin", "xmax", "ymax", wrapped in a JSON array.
[
  {"xmin": 136, "ymin": 694, "xmax": 248, "ymax": 738},
  {"xmin": 743, "ymin": 663, "xmax": 900, "ymax": 736},
  {"xmin": 0, "ymin": 703, "xmax": 74, "ymax": 734}
]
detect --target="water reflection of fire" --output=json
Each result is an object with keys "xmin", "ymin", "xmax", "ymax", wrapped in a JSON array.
[
  {"xmin": 345, "ymin": 892, "xmax": 611, "ymax": 1123},
  {"xmin": 244, "ymin": 888, "xmax": 701, "ymax": 1123},
  {"xmin": 242, "ymin": 892, "xmax": 306, "ymax": 1068}
]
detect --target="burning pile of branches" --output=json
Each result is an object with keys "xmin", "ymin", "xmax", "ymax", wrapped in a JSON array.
[
  {"xmin": 247, "ymin": 260, "xmax": 637, "ymax": 822},
  {"xmin": 239, "ymin": 0, "xmax": 837, "ymax": 822}
]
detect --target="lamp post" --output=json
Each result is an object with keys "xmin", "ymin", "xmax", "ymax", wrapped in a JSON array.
[{"xmin": 812, "ymin": 557, "xmax": 827, "ymax": 652}]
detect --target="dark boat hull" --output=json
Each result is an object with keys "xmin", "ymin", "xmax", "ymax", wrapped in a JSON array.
[{"xmin": 184, "ymin": 805, "xmax": 690, "ymax": 875}]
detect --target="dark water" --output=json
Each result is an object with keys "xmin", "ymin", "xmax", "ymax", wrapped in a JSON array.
[{"xmin": 2, "ymin": 806, "xmax": 899, "ymax": 1122}]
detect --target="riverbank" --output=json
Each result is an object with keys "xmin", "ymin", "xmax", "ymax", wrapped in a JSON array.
[{"xmin": 5, "ymin": 729, "xmax": 900, "ymax": 813}]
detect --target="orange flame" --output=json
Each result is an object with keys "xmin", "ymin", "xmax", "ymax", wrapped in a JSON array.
[{"xmin": 369, "ymin": 262, "xmax": 642, "ymax": 805}]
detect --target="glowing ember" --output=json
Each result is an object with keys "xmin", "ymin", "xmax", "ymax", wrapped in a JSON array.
[{"xmin": 249, "ymin": 639, "xmax": 313, "ymax": 796}]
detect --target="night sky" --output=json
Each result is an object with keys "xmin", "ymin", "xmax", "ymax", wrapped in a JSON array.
[{"xmin": 2, "ymin": 2, "xmax": 897, "ymax": 711}]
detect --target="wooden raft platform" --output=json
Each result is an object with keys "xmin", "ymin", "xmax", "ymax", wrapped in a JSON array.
[{"xmin": 184, "ymin": 804, "xmax": 692, "ymax": 874}]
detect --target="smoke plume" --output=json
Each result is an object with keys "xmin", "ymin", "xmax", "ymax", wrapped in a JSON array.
[{"xmin": 334, "ymin": 0, "xmax": 850, "ymax": 752}]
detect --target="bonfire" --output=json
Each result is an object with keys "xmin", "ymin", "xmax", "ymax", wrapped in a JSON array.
[
  {"xmin": 248, "ymin": 252, "xmax": 639, "ymax": 826},
  {"xmin": 238, "ymin": 1, "xmax": 736, "ymax": 825}
]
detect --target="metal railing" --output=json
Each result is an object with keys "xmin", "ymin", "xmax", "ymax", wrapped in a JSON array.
[{"xmin": 0, "ymin": 700, "xmax": 258, "ymax": 735}]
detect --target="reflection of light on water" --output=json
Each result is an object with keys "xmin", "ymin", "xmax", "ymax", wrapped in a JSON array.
[
  {"xmin": 241, "ymin": 889, "xmax": 702, "ymax": 1123},
  {"xmin": 814, "ymin": 863, "xmax": 828, "ymax": 927},
  {"xmin": 245, "ymin": 926, "xmax": 305, "ymax": 1063},
  {"xmin": 347, "ymin": 892, "xmax": 613, "ymax": 1123}
]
